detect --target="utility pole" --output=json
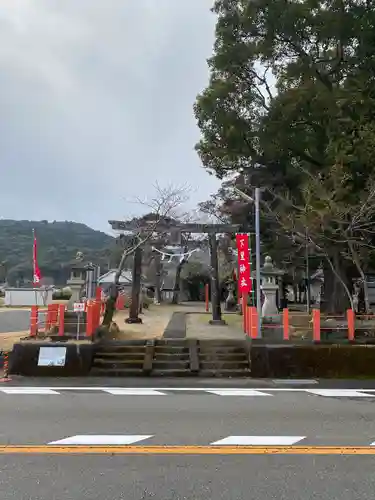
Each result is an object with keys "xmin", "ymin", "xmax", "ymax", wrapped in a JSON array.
[
  {"xmin": 255, "ymin": 187, "xmax": 262, "ymax": 338},
  {"xmin": 233, "ymin": 186, "xmax": 262, "ymax": 338},
  {"xmin": 305, "ymin": 228, "xmax": 310, "ymax": 313}
]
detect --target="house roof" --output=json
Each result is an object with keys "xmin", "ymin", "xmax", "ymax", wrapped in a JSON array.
[
  {"xmin": 98, "ymin": 269, "xmax": 149, "ymax": 285},
  {"xmin": 98, "ymin": 269, "xmax": 132, "ymax": 284}
]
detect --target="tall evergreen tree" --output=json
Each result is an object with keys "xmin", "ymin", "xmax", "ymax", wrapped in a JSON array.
[{"xmin": 195, "ymin": 0, "xmax": 375, "ymax": 312}]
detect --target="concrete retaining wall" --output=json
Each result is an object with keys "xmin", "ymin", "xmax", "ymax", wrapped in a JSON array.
[
  {"xmin": 10, "ymin": 343, "xmax": 94, "ymax": 377},
  {"xmin": 250, "ymin": 342, "xmax": 375, "ymax": 378},
  {"xmin": 9, "ymin": 339, "xmax": 375, "ymax": 378}
]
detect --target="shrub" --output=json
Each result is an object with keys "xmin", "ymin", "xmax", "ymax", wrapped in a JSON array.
[{"xmin": 52, "ymin": 287, "xmax": 72, "ymax": 300}]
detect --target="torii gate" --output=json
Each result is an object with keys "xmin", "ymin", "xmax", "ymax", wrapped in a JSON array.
[{"xmin": 109, "ymin": 219, "xmax": 240, "ymax": 324}]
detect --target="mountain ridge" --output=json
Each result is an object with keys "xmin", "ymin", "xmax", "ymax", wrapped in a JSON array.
[{"xmin": 0, "ymin": 219, "xmax": 117, "ymax": 285}]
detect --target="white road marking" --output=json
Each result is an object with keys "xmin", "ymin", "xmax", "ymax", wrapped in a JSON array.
[
  {"xmin": 306, "ymin": 389, "xmax": 375, "ymax": 398},
  {"xmin": 0, "ymin": 388, "xmax": 60, "ymax": 395},
  {"xmin": 207, "ymin": 389, "xmax": 272, "ymax": 397},
  {"xmin": 272, "ymin": 379, "xmax": 318, "ymax": 385},
  {"xmin": 0, "ymin": 387, "xmax": 310, "ymax": 392},
  {"xmin": 1, "ymin": 387, "xmax": 375, "ymax": 395},
  {"xmin": 211, "ymin": 436, "xmax": 306, "ymax": 446},
  {"xmin": 103, "ymin": 389, "xmax": 166, "ymax": 396},
  {"xmin": 48, "ymin": 435, "xmax": 153, "ymax": 445}
]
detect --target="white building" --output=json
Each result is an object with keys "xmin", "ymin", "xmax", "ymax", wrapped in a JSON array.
[{"xmin": 4, "ymin": 287, "xmax": 54, "ymax": 306}]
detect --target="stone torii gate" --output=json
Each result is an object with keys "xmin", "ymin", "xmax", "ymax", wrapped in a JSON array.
[{"xmin": 109, "ymin": 219, "xmax": 240, "ymax": 325}]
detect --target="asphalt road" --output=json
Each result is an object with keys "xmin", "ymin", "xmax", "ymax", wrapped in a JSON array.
[
  {"xmin": 0, "ymin": 388, "xmax": 375, "ymax": 446},
  {"xmin": 0, "ymin": 310, "xmax": 31, "ymax": 333},
  {"xmin": 0, "ymin": 384, "xmax": 375, "ymax": 498},
  {"xmin": 1, "ymin": 455, "xmax": 374, "ymax": 500}
]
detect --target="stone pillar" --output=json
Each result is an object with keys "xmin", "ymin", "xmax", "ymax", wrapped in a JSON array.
[
  {"xmin": 66, "ymin": 269, "xmax": 86, "ymax": 310},
  {"xmin": 261, "ymin": 278, "xmax": 280, "ymax": 321},
  {"xmin": 259, "ymin": 256, "xmax": 284, "ymax": 338}
]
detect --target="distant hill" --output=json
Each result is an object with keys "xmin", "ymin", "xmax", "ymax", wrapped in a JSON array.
[{"xmin": 0, "ymin": 220, "xmax": 119, "ymax": 285}]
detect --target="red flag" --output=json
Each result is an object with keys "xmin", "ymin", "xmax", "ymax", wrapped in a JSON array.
[
  {"xmin": 236, "ymin": 233, "xmax": 252, "ymax": 294},
  {"xmin": 33, "ymin": 230, "xmax": 42, "ymax": 286}
]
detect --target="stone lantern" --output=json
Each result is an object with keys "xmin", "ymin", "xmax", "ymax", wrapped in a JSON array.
[
  {"xmin": 66, "ymin": 252, "xmax": 99, "ymax": 308},
  {"xmin": 260, "ymin": 256, "xmax": 284, "ymax": 323}
]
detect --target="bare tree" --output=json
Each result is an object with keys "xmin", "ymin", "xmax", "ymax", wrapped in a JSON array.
[
  {"xmin": 101, "ymin": 183, "xmax": 189, "ymax": 327},
  {"xmin": 241, "ymin": 167, "xmax": 375, "ymax": 313}
]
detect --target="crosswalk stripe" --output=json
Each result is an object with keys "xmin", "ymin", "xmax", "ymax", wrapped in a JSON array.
[
  {"xmin": 306, "ymin": 389, "xmax": 375, "ymax": 398},
  {"xmin": 0, "ymin": 387, "xmax": 375, "ymax": 396},
  {"xmin": 211, "ymin": 436, "xmax": 306, "ymax": 446},
  {"xmin": 206, "ymin": 390, "xmax": 272, "ymax": 396},
  {"xmin": 48, "ymin": 435, "xmax": 153, "ymax": 445},
  {"xmin": 0, "ymin": 389, "xmax": 60, "ymax": 395},
  {"xmin": 103, "ymin": 389, "xmax": 166, "ymax": 396}
]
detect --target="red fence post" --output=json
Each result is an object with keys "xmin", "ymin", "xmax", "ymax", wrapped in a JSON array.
[
  {"xmin": 58, "ymin": 304, "xmax": 65, "ymax": 336},
  {"xmin": 246, "ymin": 304, "xmax": 251, "ymax": 336},
  {"xmin": 205, "ymin": 284, "xmax": 209, "ymax": 312},
  {"xmin": 51, "ymin": 304, "xmax": 59, "ymax": 326},
  {"xmin": 347, "ymin": 309, "xmax": 355, "ymax": 341},
  {"xmin": 312, "ymin": 309, "xmax": 321, "ymax": 341},
  {"xmin": 283, "ymin": 308, "xmax": 289, "ymax": 340},
  {"xmin": 116, "ymin": 294, "xmax": 125, "ymax": 310},
  {"xmin": 30, "ymin": 305, "xmax": 38, "ymax": 336},
  {"xmin": 86, "ymin": 303, "xmax": 93, "ymax": 337},
  {"xmin": 242, "ymin": 293, "xmax": 248, "ymax": 333},
  {"xmin": 250, "ymin": 306, "xmax": 258, "ymax": 339},
  {"xmin": 95, "ymin": 286, "xmax": 102, "ymax": 301},
  {"xmin": 46, "ymin": 304, "xmax": 53, "ymax": 331},
  {"xmin": 93, "ymin": 301, "xmax": 101, "ymax": 330}
]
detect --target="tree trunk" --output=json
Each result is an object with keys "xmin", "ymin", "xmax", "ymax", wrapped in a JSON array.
[
  {"xmin": 348, "ymin": 241, "xmax": 370, "ymax": 313},
  {"xmin": 102, "ymin": 283, "xmax": 118, "ymax": 327},
  {"xmin": 126, "ymin": 246, "xmax": 143, "ymax": 324},
  {"xmin": 154, "ymin": 253, "xmax": 162, "ymax": 304},
  {"xmin": 293, "ymin": 285, "xmax": 298, "ymax": 303},
  {"xmin": 102, "ymin": 238, "xmax": 133, "ymax": 327},
  {"xmin": 320, "ymin": 254, "xmax": 351, "ymax": 314},
  {"xmin": 208, "ymin": 233, "xmax": 225, "ymax": 324}
]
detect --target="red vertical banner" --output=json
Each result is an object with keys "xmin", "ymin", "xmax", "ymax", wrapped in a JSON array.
[
  {"xmin": 236, "ymin": 233, "xmax": 252, "ymax": 294},
  {"xmin": 32, "ymin": 230, "xmax": 42, "ymax": 286}
]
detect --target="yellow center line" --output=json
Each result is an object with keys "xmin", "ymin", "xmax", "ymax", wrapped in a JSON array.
[{"xmin": 0, "ymin": 445, "xmax": 374, "ymax": 455}]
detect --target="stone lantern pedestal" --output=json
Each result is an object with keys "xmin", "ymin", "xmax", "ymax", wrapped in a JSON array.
[
  {"xmin": 225, "ymin": 283, "xmax": 237, "ymax": 312},
  {"xmin": 260, "ymin": 256, "xmax": 285, "ymax": 340},
  {"xmin": 66, "ymin": 253, "xmax": 97, "ymax": 310}
]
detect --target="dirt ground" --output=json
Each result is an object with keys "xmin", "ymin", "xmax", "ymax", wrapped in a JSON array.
[
  {"xmin": 106, "ymin": 304, "xmax": 185, "ymax": 340},
  {"xmin": 0, "ymin": 304, "xmax": 237, "ymax": 346},
  {"xmin": 0, "ymin": 332, "xmax": 29, "ymax": 352},
  {"xmin": 186, "ymin": 312, "xmax": 245, "ymax": 340}
]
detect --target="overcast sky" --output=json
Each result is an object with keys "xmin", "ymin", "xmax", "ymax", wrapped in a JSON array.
[{"xmin": 0, "ymin": 0, "xmax": 220, "ymax": 232}]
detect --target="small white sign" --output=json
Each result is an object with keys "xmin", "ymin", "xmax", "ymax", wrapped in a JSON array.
[
  {"xmin": 73, "ymin": 302, "xmax": 85, "ymax": 312},
  {"xmin": 38, "ymin": 347, "xmax": 67, "ymax": 367}
]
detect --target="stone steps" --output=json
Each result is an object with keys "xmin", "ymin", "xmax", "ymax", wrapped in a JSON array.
[
  {"xmin": 90, "ymin": 339, "xmax": 251, "ymax": 377},
  {"xmin": 151, "ymin": 340, "xmax": 191, "ymax": 375},
  {"xmin": 197, "ymin": 339, "xmax": 250, "ymax": 376},
  {"xmin": 91, "ymin": 342, "xmax": 148, "ymax": 376}
]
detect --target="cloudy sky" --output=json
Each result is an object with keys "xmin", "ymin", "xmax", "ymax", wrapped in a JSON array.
[{"xmin": 0, "ymin": 0, "xmax": 220, "ymax": 232}]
